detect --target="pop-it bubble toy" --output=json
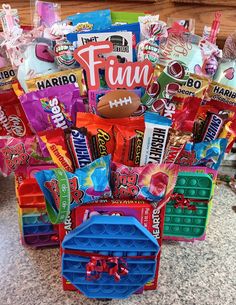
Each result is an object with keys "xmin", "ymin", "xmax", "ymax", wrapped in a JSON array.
[
  {"xmin": 62, "ymin": 216, "xmax": 159, "ymax": 299},
  {"xmin": 18, "ymin": 207, "xmax": 59, "ymax": 247},
  {"xmin": 17, "ymin": 178, "xmax": 46, "ymax": 208},
  {"xmin": 164, "ymin": 172, "xmax": 213, "ymax": 239}
]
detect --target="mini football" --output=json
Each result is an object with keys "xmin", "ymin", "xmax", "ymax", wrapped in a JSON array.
[
  {"xmin": 97, "ymin": 90, "xmax": 141, "ymax": 118},
  {"xmin": 152, "ymin": 99, "xmax": 167, "ymax": 114},
  {"xmin": 167, "ymin": 60, "xmax": 185, "ymax": 79},
  {"xmin": 165, "ymin": 82, "xmax": 180, "ymax": 97}
]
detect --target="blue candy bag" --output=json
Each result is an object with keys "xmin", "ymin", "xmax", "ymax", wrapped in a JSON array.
[
  {"xmin": 66, "ymin": 9, "xmax": 112, "ymax": 31},
  {"xmin": 193, "ymin": 139, "xmax": 228, "ymax": 170},
  {"xmin": 35, "ymin": 155, "xmax": 112, "ymax": 211}
]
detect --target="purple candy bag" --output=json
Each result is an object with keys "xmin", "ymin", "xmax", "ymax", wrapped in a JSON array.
[
  {"xmin": 20, "ymin": 84, "xmax": 85, "ymax": 157},
  {"xmin": 20, "ymin": 84, "xmax": 85, "ymax": 132}
]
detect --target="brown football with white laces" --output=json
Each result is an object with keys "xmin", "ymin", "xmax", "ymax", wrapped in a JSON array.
[{"xmin": 97, "ymin": 90, "xmax": 141, "ymax": 118}]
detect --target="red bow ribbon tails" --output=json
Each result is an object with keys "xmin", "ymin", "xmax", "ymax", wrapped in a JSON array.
[
  {"xmin": 86, "ymin": 256, "xmax": 128, "ymax": 281},
  {"xmin": 171, "ymin": 193, "xmax": 197, "ymax": 211}
]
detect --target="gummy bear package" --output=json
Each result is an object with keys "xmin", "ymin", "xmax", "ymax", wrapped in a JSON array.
[{"xmin": 35, "ymin": 155, "xmax": 112, "ymax": 222}]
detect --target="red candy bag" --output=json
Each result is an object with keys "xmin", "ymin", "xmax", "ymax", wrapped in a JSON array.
[{"xmin": 0, "ymin": 89, "xmax": 33, "ymax": 137}]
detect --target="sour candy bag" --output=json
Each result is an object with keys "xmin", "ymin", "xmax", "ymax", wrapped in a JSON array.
[
  {"xmin": 35, "ymin": 155, "xmax": 112, "ymax": 221},
  {"xmin": 111, "ymin": 161, "xmax": 179, "ymax": 207},
  {"xmin": 0, "ymin": 135, "xmax": 51, "ymax": 176},
  {"xmin": 20, "ymin": 84, "xmax": 85, "ymax": 133}
]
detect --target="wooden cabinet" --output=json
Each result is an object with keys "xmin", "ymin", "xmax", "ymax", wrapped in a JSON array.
[{"xmin": 4, "ymin": 0, "xmax": 236, "ymax": 47}]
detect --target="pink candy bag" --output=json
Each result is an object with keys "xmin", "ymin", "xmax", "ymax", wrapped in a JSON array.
[
  {"xmin": 0, "ymin": 136, "xmax": 52, "ymax": 176},
  {"xmin": 111, "ymin": 161, "xmax": 179, "ymax": 208}
]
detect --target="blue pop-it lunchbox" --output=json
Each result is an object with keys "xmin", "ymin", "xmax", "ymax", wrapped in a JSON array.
[
  {"xmin": 164, "ymin": 172, "xmax": 214, "ymax": 239},
  {"xmin": 62, "ymin": 216, "xmax": 159, "ymax": 299}
]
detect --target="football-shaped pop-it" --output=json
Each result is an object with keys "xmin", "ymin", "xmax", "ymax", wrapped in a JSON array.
[
  {"xmin": 164, "ymin": 172, "xmax": 214, "ymax": 239},
  {"xmin": 62, "ymin": 216, "xmax": 159, "ymax": 299},
  {"xmin": 97, "ymin": 90, "xmax": 141, "ymax": 118}
]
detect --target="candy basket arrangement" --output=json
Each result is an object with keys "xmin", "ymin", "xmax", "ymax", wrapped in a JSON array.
[{"xmin": 0, "ymin": 1, "xmax": 236, "ymax": 299}]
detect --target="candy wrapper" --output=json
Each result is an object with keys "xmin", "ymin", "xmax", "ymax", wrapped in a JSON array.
[
  {"xmin": 40, "ymin": 128, "xmax": 74, "ymax": 172},
  {"xmin": 164, "ymin": 129, "xmax": 192, "ymax": 163},
  {"xmin": 111, "ymin": 11, "xmax": 145, "ymax": 25},
  {"xmin": 35, "ymin": 155, "xmax": 112, "ymax": 216},
  {"xmin": 76, "ymin": 113, "xmax": 114, "ymax": 159},
  {"xmin": 0, "ymin": 64, "xmax": 16, "ymax": 90},
  {"xmin": 137, "ymin": 17, "xmax": 167, "ymax": 65},
  {"xmin": 65, "ymin": 127, "xmax": 92, "ymax": 169},
  {"xmin": 175, "ymin": 139, "xmax": 228, "ymax": 170},
  {"xmin": 20, "ymin": 84, "xmax": 85, "ymax": 133},
  {"xmin": 173, "ymin": 73, "xmax": 210, "ymax": 103},
  {"xmin": 194, "ymin": 80, "xmax": 236, "ymax": 150},
  {"xmin": 214, "ymin": 24, "xmax": 236, "ymax": 87},
  {"xmin": 76, "ymin": 113, "xmax": 147, "ymax": 162},
  {"xmin": 140, "ymin": 112, "xmax": 172, "ymax": 165},
  {"xmin": 0, "ymin": 135, "xmax": 51, "ymax": 176},
  {"xmin": 214, "ymin": 59, "xmax": 236, "ymax": 88},
  {"xmin": 0, "ymin": 89, "xmax": 33, "ymax": 137},
  {"xmin": 113, "ymin": 117, "xmax": 145, "ymax": 166},
  {"xmin": 111, "ymin": 162, "xmax": 179, "ymax": 208},
  {"xmin": 53, "ymin": 39, "xmax": 77, "ymax": 69},
  {"xmin": 26, "ymin": 68, "xmax": 87, "ymax": 96},
  {"xmin": 142, "ymin": 61, "xmax": 190, "ymax": 111},
  {"xmin": 172, "ymin": 96, "xmax": 202, "ymax": 131}
]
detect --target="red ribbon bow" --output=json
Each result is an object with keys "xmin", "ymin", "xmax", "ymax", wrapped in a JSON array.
[
  {"xmin": 171, "ymin": 193, "xmax": 197, "ymax": 211},
  {"xmin": 86, "ymin": 256, "xmax": 128, "ymax": 282}
]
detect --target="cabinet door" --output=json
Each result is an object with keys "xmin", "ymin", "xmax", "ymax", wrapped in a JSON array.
[{"xmin": 171, "ymin": 0, "xmax": 236, "ymax": 6}]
